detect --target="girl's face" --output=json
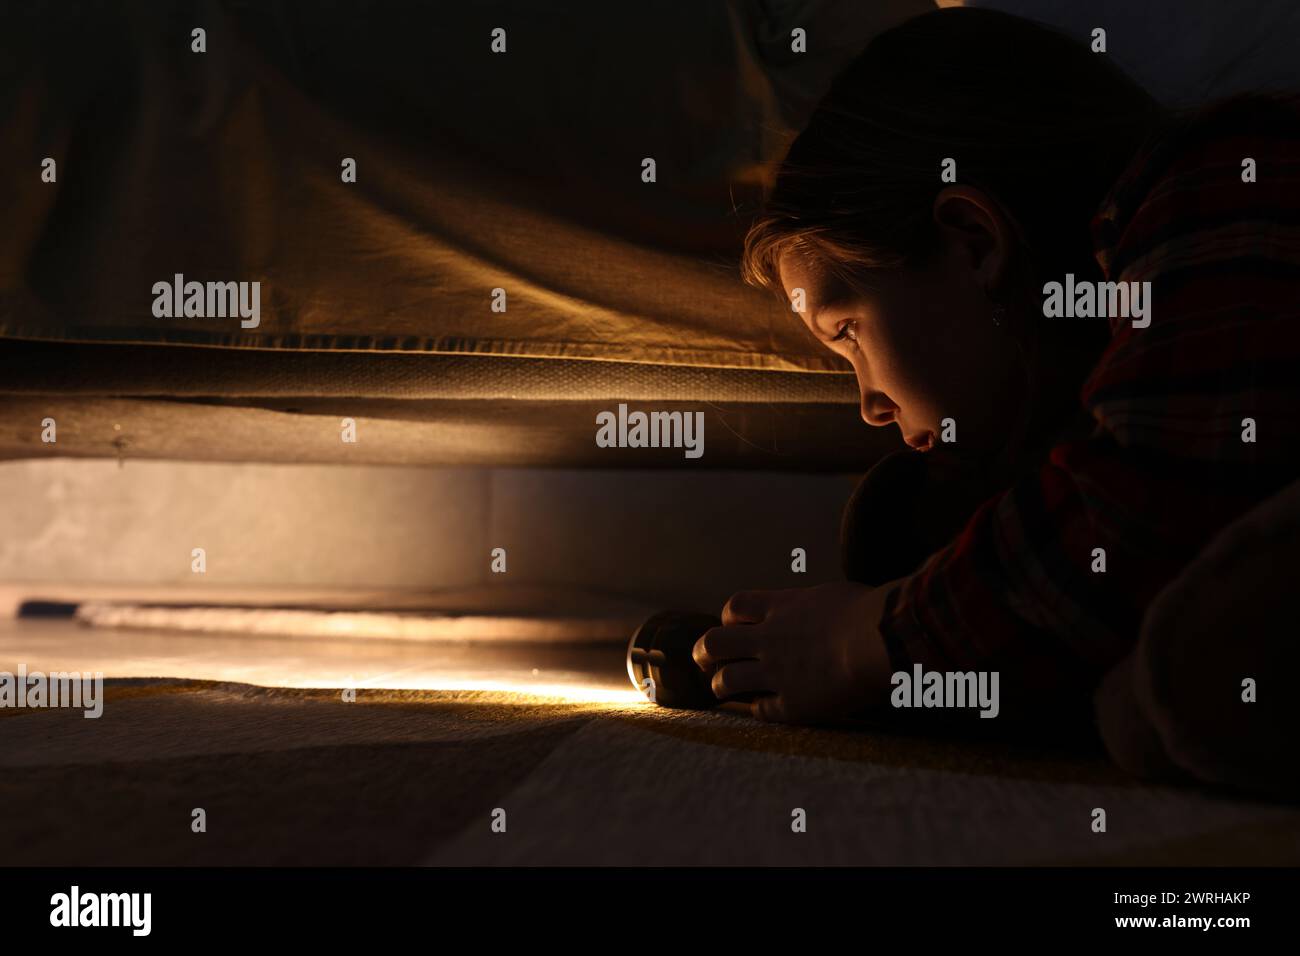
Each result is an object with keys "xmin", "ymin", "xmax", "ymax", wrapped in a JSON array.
[{"xmin": 779, "ymin": 238, "xmax": 1025, "ymax": 458}]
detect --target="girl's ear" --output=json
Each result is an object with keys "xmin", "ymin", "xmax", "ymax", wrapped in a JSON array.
[{"xmin": 931, "ymin": 185, "xmax": 1014, "ymax": 293}]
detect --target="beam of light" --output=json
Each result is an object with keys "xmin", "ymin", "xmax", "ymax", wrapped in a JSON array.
[
  {"xmin": 2, "ymin": 615, "xmax": 648, "ymax": 706},
  {"xmin": 283, "ymin": 671, "xmax": 645, "ymax": 704},
  {"xmin": 73, "ymin": 603, "xmax": 636, "ymax": 644},
  {"xmin": 367, "ymin": 679, "xmax": 644, "ymax": 704}
]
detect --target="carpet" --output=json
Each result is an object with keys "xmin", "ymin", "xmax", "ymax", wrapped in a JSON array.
[{"xmin": 3, "ymin": 679, "xmax": 1297, "ymax": 866}]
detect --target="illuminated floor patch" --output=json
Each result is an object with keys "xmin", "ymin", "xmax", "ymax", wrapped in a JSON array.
[{"xmin": 0, "ymin": 617, "xmax": 640, "ymax": 704}]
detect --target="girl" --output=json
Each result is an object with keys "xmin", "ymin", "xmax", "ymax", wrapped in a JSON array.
[{"xmin": 692, "ymin": 8, "xmax": 1300, "ymax": 794}]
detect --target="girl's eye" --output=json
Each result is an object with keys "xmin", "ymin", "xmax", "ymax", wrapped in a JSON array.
[{"xmin": 832, "ymin": 320, "xmax": 859, "ymax": 345}]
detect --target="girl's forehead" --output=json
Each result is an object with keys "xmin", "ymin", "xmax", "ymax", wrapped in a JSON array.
[
  {"xmin": 780, "ymin": 253, "xmax": 857, "ymax": 312},
  {"xmin": 779, "ymin": 248, "xmax": 836, "ymax": 292}
]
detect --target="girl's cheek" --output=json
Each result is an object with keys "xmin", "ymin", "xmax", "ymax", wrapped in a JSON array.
[{"xmin": 861, "ymin": 334, "xmax": 916, "ymax": 395}]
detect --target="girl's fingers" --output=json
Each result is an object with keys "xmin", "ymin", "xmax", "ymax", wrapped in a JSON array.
[
  {"xmin": 721, "ymin": 589, "xmax": 770, "ymax": 626},
  {"xmin": 693, "ymin": 625, "xmax": 762, "ymax": 669},
  {"xmin": 711, "ymin": 660, "xmax": 772, "ymax": 700}
]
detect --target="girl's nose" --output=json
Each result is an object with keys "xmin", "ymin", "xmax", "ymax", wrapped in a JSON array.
[{"xmin": 860, "ymin": 391, "xmax": 897, "ymax": 427}]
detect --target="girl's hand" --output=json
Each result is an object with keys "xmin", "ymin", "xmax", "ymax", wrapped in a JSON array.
[{"xmin": 691, "ymin": 578, "xmax": 906, "ymax": 724}]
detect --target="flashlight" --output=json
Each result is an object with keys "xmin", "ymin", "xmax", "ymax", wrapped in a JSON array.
[{"xmin": 626, "ymin": 610, "xmax": 722, "ymax": 708}]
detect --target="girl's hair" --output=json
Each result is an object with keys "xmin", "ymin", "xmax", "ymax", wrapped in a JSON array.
[{"xmin": 741, "ymin": 8, "xmax": 1165, "ymax": 300}]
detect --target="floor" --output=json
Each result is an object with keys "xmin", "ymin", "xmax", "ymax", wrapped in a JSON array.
[{"xmin": 3, "ymin": 617, "xmax": 1299, "ymax": 866}]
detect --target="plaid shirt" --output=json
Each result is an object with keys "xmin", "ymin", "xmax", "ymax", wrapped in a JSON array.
[{"xmin": 878, "ymin": 94, "xmax": 1300, "ymax": 718}]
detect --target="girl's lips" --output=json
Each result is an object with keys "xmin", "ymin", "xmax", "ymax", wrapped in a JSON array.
[{"xmin": 904, "ymin": 431, "xmax": 935, "ymax": 452}]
